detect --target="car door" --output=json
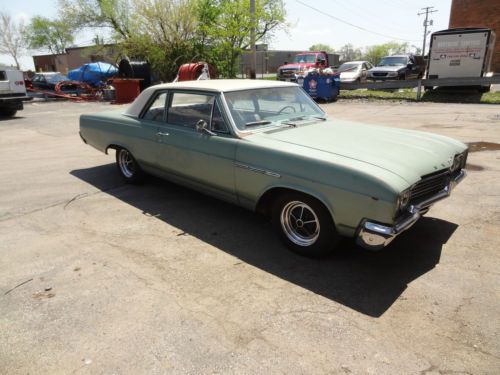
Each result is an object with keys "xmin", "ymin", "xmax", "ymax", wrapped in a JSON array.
[
  {"xmin": 39, "ymin": 76, "xmax": 48, "ymax": 90},
  {"xmin": 154, "ymin": 91, "xmax": 238, "ymax": 203},
  {"xmin": 361, "ymin": 63, "xmax": 368, "ymax": 81},
  {"xmin": 408, "ymin": 56, "xmax": 418, "ymax": 79},
  {"xmin": 136, "ymin": 90, "xmax": 170, "ymax": 168}
]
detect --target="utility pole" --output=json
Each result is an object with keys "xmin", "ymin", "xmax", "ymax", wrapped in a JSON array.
[
  {"xmin": 418, "ymin": 6, "xmax": 438, "ymax": 57},
  {"xmin": 249, "ymin": 0, "xmax": 256, "ymax": 79}
]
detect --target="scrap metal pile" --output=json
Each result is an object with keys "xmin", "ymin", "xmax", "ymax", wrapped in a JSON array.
[{"xmin": 27, "ymin": 62, "xmax": 119, "ymax": 102}]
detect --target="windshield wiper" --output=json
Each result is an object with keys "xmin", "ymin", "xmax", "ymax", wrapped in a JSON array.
[
  {"xmin": 245, "ymin": 120, "xmax": 272, "ymax": 127},
  {"xmin": 282, "ymin": 115, "xmax": 326, "ymax": 127}
]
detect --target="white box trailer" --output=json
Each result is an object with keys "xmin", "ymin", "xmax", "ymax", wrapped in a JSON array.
[{"xmin": 427, "ymin": 28, "xmax": 495, "ymax": 80}]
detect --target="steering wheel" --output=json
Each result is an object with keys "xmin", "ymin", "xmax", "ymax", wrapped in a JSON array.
[{"xmin": 278, "ymin": 106, "xmax": 296, "ymax": 114}]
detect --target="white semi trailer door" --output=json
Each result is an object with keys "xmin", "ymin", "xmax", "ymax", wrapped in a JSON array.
[{"xmin": 428, "ymin": 31, "xmax": 488, "ymax": 78}]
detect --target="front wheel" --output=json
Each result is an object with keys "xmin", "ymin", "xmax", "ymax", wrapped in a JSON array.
[
  {"xmin": 115, "ymin": 148, "xmax": 144, "ymax": 183},
  {"xmin": 0, "ymin": 108, "xmax": 17, "ymax": 117},
  {"xmin": 272, "ymin": 192, "xmax": 339, "ymax": 257}
]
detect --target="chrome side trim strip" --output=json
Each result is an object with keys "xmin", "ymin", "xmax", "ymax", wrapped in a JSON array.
[{"xmin": 234, "ymin": 162, "xmax": 281, "ymax": 178}]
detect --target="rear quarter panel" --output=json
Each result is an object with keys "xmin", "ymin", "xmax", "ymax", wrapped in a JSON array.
[{"xmin": 80, "ymin": 111, "xmax": 145, "ymax": 160}]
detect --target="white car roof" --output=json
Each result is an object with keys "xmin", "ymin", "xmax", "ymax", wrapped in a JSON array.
[{"xmin": 125, "ymin": 79, "xmax": 298, "ymax": 118}]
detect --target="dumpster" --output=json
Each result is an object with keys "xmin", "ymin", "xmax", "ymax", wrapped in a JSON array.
[
  {"xmin": 111, "ymin": 78, "xmax": 141, "ymax": 104},
  {"xmin": 300, "ymin": 71, "xmax": 340, "ymax": 102}
]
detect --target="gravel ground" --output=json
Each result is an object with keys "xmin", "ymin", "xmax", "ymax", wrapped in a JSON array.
[{"xmin": 0, "ymin": 99, "xmax": 499, "ymax": 374}]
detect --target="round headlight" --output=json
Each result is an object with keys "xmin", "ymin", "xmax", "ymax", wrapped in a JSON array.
[
  {"xmin": 398, "ymin": 189, "xmax": 411, "ymax": 210},
  {"xmin": 452, "ymin": 154, "xmax": 463, "ymax": 171}
]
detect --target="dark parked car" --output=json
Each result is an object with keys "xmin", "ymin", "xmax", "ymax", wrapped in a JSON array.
[
  {"xmin": 32, "ymin": 72, "xmax": 68, "ymax": 91},
  {"xmin": 368, "ymin": 54, "xmax": 425, "ymax": 80}
]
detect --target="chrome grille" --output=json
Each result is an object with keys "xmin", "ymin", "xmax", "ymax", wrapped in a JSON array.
[
  {"xmin": 410, "ymin": 169, "xmax": 451, "ymax": 204},
  {"xmin": 280, "ymin": 69, "xmax": 297, "ymax": 78}
]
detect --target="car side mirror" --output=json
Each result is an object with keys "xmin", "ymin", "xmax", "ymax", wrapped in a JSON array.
[
  {"xmin": 407, "ymin": 63, "xmax": 413, "ymax": 69},
  {"xmin": 196, "ymin": 120, "xmax": 216, "ymax": 136}
]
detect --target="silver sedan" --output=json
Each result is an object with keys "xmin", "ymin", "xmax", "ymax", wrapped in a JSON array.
[{"xmin": 337, "ymin": 61, "xmax": 373, "ymax": 83}]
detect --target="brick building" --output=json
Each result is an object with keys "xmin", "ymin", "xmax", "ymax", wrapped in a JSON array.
[
  {"xmin": 33, "ymin": 44, "xmax": 121, "ymax": 73},
  {"xmin": 449, "ymin": 0, "xmax": 500, "ymax": 72}
]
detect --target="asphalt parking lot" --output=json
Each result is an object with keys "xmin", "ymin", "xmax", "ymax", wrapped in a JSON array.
[{"xmin": 1, "ymin": 99, "xmax": 499, "ymax": 374}]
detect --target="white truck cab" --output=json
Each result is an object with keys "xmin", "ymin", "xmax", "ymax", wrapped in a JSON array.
[{"xmin": 0, "ymin": 66, "xmax": 31, "ymax": 117}]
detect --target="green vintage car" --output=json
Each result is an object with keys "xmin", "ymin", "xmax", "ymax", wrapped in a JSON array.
[{"xmin": 80, "ymin": 80, "xmax": 467, "ymax": 257}]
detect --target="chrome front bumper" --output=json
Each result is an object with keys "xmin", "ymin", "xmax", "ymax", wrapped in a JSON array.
[{"xmin": 356, "ymin": 169, "xmax": 466, "ymax": 250}]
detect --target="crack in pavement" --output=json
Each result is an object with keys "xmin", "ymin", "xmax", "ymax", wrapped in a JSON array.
[{"xmin": 0, "ymin": 183, "xmax": 126, "ymax": 223}]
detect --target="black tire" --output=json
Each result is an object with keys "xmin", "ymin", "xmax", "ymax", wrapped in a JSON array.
[
  {"xmin": 272, "ymin": 192, "xmax": 339, "ymax": 258},
  {"xmin": 479, "ymin": 85, "xmax": 491, "ymax": 93},
  {"xmin": 0, "ymin": 108, "xmax": 17, "ymax": 117},
  {"xmin": 115, "ymin": 148, "xmax": 144, "ymax": 183}
]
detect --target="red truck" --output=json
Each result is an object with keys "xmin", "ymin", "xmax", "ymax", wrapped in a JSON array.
[{"xmin": 277, "ymin": 51, "xmax": 339, "ymax": 82}]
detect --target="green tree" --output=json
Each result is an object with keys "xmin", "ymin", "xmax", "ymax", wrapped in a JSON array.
[
  {"xmin": 196, "ymin": 0, "xmax": 286, "ymax": 77},
  {"xmin": 59, "ymin": 0, "xmax": 132, "ymax": 39},
  {"xmin": 57, "ymin": 0, "xmax": 286, "ymax": 79},
  {"xmin": 124, "ymin": 0, "xmax": 200, "ymax": 81},
  {"xmin": 25, "ymin": 16, "xmax": 75, "ymax": 54},
  {"xmin": 0, "ymin": 12, "xmax": 25, "ymax": 69},
  {"xmin": 338, "ymin": 43, "xmax": 362, "ymax": 63},
  {"xmin": 362, "ymin": 41, "xmax": 409, "ymax": 65},
  {"xmin": 309, "ymin": 43, "xmax": 334, "ymax": 53}
]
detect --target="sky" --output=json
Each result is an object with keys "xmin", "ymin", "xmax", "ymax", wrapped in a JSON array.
[{"xmin": 0, "ymin": 0, "xmax": 452, "ymax": 70}]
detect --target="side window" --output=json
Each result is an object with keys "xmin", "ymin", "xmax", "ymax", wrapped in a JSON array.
[
  {"xmin": 143, "ymin": 92, "xmax": 167, "ymax": 122},
  {"xmin": 211, "ymin": 101, "xmax": 229, "ymax": 133},
  {"xmin": 0, "ymin": 71, "xmax": 6, "ymax": 81},
  {"xmin": 362, "ymin": 63, "xmax": 367, "ymax": 70},
  {"xmin": 167, "ymin": 92, "xmax": 214, "ymax": 128}
]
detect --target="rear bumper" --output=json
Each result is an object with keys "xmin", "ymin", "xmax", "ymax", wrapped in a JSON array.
[
  {"xmin": 0, "ymin": 95, "xmax": 32, "ymax": 103},
  {"xmin": 356, "ymin": 169, "xmax": 466, "ymax": 250},
  {"xmin": 0, "ymin": 96, "xmax": 31, "ymax": 110}
]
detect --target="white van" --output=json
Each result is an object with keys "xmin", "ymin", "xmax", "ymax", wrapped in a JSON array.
[{"xmin": 0, "ymin": 66, "xmax": 31, "ymax": 117}]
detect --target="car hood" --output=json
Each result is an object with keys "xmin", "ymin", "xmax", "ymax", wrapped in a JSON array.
[
  {"xmin": 369, "ymin": 65, "xmax": 405, "ymax": 73},
  {"xmin": 280, "ymin": 63, "xmax": 313, "ymax": 70},
  {"xmin": 340, "ymin": 71, "xmax": 359, "ymax": 78},
  {"xmin": 249, "ymin": 120, "xmax": 467, "ymax": 185}
]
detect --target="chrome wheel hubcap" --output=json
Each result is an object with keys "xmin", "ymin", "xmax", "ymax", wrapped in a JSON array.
[
  {"xmin": 118, "ymin": 150, "xmax": 135, "ymax": 178},
  {"xmin": 280, "ymin": 201, "xmax": 320, "ymax": 246}
]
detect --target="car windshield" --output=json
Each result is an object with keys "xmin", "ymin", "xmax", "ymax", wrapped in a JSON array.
[
  {"xmin": 46, "ymin": 73, "xmax": 67, "ymax": 83},
  {"xmin": 224, "ymin": 86, "xmax": 325, "ymax": 131},
  {"xmin": 292, "ymin": 54, "xmax": 316, "ymax": 64},
  {"xmin": 377, "ymin": 57, "xmax": 408, "ymax": 66},
  {"xmin": 338, "ymin": 63, "xmax": 360, "ymax": 72}
]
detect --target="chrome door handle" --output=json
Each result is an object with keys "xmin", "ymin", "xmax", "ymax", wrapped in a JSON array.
[{"xmin": 156, "ymin": 132, "xmax": 169, "ymax": 136}]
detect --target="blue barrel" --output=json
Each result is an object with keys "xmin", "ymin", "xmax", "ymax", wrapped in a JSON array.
[{"xmin": 301, "ymin": 72, "xmax": 340, "ymax": 102}]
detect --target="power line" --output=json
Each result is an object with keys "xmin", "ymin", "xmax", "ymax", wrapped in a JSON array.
[{"xmin": 294, "ymin": 0, "xmax": 420, "ymax": 42}]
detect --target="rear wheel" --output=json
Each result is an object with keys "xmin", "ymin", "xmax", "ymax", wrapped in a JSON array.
[
  {"xmin": 272, "ymin": 192, "xmax": 339, "ymax": 257},
  {"xmin": 115, "ymin": 148, "xmax": 144, "ymax": 183}
]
